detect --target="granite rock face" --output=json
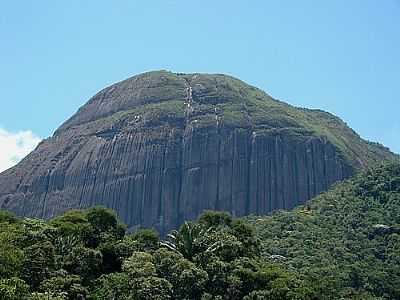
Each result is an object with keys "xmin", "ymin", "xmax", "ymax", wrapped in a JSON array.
[{"xmin": 0, "ymin": 71, "xmax": 395, "ymax": 234}]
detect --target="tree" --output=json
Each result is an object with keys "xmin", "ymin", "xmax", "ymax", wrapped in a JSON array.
[
  {"xmin": 98, "ymin": 240, "xmax": 122, "ymax": 274},
  {"xmin": 0, "ymin": 278, "xmax": 29, "ymax": 300},
  {"xmin": 83, "ymin": 207, "xmax": 125, "ymax": 248},
  {"xmin": 50, "ymin": 209, "xmax": 89, "ymax": 238},
  {"xmin": 0, "ymin": 210, "xmax": 20, "ymax": 224},
  {"xmin": 90, "ymin": 273, "xmax": 131, "ymax": 300},
  {"xmin": 195, "ymin": 253, "xmax": 230, "ymax": 296},
  {"xmin": 39, "ymin": 273, "xmax": 87, "ymax": 300},
  {"xmin": 154, "ymin": 248, "xmax": 208, "ymax": 299},
  {"xmin": 21, "ymin": 241, "xmax": 55, "ymax": 289},
  {"xmin": 161, "ymin": 222, "xmax": 212, "ymax": 260},
  {"xmin": 22, "ymin": 218, "xmax": 57, "ymax": 244},
  {"xmin": 121, "ymin": 251, "xmax": 173, "ymax": 299},
  {"xmin": 131, "ymin": 228, "xmax": 160, "ymax": 251},
  {"xmin": 123, "ymin": 252, "xmax": 157, "ymax": 278},
  {"xmin": 29, "ymin": 292, "xmax": 64, "ymax": 300},
  {"xmin": 0, "ymin": 223, "xmax": 24, "ymax": 278},
  {"xmin": 198, "ymin": 211, "xmax": 232, "ymax": 228},
  {"xmin": 63, "ymin": 246, "xmax": 102, "ymax": 283},
  {"xmin": 130, "ymin": 276, "xmax": 172, "ymax": 300},
  {"xmin": 86, "ymin": 206, "xmax": 118, "ymax": 232},
  {"xmin": 231, "ymin": 219, "xmax": 260, "ymax": 258}
]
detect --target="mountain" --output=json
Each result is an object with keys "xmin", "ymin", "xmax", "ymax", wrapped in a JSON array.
[
  {"xmin": 250, "ymin": 162, "xmax": 400, "ymax": 299},
  {"xmin": 0, "ymin": 70, "xmax": 395, "ymax": 234}
]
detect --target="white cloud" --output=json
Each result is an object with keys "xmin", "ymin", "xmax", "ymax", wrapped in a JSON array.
[{"xmin": 0, "ymin": 128, "xmax": 42, "ymax": 173}]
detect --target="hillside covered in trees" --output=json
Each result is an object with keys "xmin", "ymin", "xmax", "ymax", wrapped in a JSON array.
[
  {"xmin": 251, "ymin": 163, "xmax": 400, "ymax": 299},
  {"xmin": 0, "ymin": 163, "xmax": 399, "ymax": 299}
]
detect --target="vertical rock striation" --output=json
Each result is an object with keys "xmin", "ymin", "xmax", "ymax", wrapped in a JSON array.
[{"xmin": 0, "ymin": 71, "xmax": 395, "ymax": 234}]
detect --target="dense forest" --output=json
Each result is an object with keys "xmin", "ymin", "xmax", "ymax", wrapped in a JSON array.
[
  {"xmin": 251, "ymin": 163, "xmax": 400, "ymax": 299},
  {"xmin": 0, "ymin": 163, "xmax": 399, "ymax": 299}
]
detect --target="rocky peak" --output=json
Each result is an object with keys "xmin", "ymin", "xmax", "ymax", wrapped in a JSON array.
[{"xmin": 0, "ymin": 71, "xmax": 396, "ymax": 234}]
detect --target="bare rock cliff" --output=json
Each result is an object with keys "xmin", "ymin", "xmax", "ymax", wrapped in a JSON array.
[{"xmin": 0, "ymin": 71, "xmax": 394, "ymax": 234}]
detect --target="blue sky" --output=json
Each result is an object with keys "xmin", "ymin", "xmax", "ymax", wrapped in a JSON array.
[{"xmin": 0, "ymin": 1, "xmax": 399, "ymax": 170}]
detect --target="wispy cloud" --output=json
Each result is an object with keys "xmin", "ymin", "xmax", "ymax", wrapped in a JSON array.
[{"xmin": 0, "ymin": 127, "xmax": 41, "ymax": 173}]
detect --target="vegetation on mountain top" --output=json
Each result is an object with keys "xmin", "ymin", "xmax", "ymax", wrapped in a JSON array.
[{"xmin": 64, "ymin": 71, "xmax": 396, "ymax": 168}]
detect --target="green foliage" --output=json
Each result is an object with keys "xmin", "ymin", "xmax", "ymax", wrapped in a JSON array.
[
  {"xmin": 154, "ymin": 248, "xmax": 208, "ymax": 299},
  {"xmin": 113, "ymin": 234, "xmax": 142, "ymax": 260},
  {"xmin": 29, "ymin": 292, "xmax": 65, "ymax": 300},
  {"xmin": 198, "ymin": 210, "xmax": 232, "ymax": 228},
  {"xmin": 0, "ymin": 210, "xmax": 19, "ymax": 224},
  {"xmin": 130, "ymin": 228, "xmax": 160, "ymax": 251},
  {"xmin": 1, "ymin": 163, "xmax": 398, "ymax": 299},
  {"xmin": 231, "ymin": 219, "xmax": 260, "ymax": 258},
  {"xmin": 39, "ymin": 273, "xmax": 87, "ymax": 300},
  {"xmin": 90, "ymin": 272, "xmax": 131, "ymax": 300},
  {"xmin": 0, "ymin": 204, "xmax": 303, "ymax": 299},
  {"xmin": 130, "ymin": 276, "xmax": 172, "ymax": 300},
  {"xmin": 50, "ymin": 209, "xmax": 89, "ymax": 237},
  {"xmin": 0, "ymin": 277, "xmax": 29, "ymax": 300},
  {"xmin": 161, "ymin": 221, "xmax": 205, "ymax": 260},
  {"xmin": 0, "ymin": 206, "xmax": 150, "ymax": 298},
  {"xmin": 21, "ymin": 241, "xmax": 56, "ymax": 289},
  {"xmin": 86, "ymin": 206, "xmax": 118, "ymax": 232},
  {"xmin": 0, "ymin": 214, "xmax": 23, "ymax": 278},
  {"xmin": 0, "ymin": 223, "xmax": 24, "ymax": 278},
  {"xmin": 122, "ymin": 252, "xmax": 156, "ymax": 278},
  {"xmin": 93, "ymin": 252, "xmax": 173, "ymax": 299},
  {"xmin": 21, "ymin": 218, "xmax": 57, "ymax": 246},
  {"xmin": 250, "ymin": 163, "xmax": 400, "ymax": 299},
  {"xmin": 63, "ymin": 246, "xmax": 102, "ymax": 282}
]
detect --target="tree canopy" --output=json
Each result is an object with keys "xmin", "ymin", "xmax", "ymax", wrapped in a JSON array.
[{"xmin": 0, "ymin": 163, "xmax": 399, "ymax": 299}]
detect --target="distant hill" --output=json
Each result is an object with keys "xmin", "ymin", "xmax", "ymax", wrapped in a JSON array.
[
  {"xmin": 0, "ymin": 71, "xmax": 396, "ymax": 234},
  {"xmin": 250, "ymin": 163, "xmax": 400, "ymax": 299}
]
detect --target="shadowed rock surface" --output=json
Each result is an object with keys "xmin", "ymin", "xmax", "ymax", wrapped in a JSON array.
[{"xmin": 0, "ymin": 71, "xmax": 395, "ymax": 234}]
